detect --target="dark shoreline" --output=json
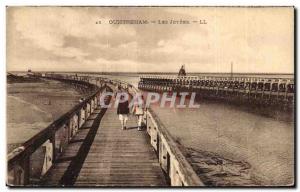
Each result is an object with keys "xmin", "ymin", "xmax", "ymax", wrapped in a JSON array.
[
  {"xmin": 174, "ymin": 139, "xmax": 260, "ymax": 186},
  {"xmin": 7, "ymin": 73, "xmax": 43, "ymax": 83}
]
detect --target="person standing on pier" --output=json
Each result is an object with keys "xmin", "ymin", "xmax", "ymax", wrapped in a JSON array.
[
  {"xmin": 117, "ymin": 95, "xmax": 130, "ymax": 130},
  {"xmin": 115, "ymin": 85, "xmax": 122, "ymax": 97},
  {"xmin": 132, "ymin": 95, "xmax": 145, "ymax": 131}
]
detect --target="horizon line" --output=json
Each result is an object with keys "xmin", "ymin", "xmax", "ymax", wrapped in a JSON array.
[{"xmin": 7, "ymin": 71, "xmax": 294, "ymax": 75}]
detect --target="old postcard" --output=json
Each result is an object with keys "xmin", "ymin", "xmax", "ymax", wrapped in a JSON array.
[{"xmin": 6, "ymin": 6, "xmax": 294, "ymax": 187}]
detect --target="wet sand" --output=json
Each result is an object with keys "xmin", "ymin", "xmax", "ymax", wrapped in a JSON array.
[{"xmin": 7, "ymin": 80, "xmax": 86, "ymax": 153}]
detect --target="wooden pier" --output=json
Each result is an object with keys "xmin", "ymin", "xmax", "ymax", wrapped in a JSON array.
[
  {"xmin": 7, "ymin": 73, "xmax": 203, "ymax": 187},
  {"xmin": 138, "ymin": 75, "xmax": 295, "ymax": 108},
  {"xmin": 41, "ymin": 98, "xmax": 167, "ymax": 186}
]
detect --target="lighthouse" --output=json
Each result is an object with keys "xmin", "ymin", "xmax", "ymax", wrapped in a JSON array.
[{"xmin": 178, "ymin": 65, "xmax": 186, "ymax": 76}]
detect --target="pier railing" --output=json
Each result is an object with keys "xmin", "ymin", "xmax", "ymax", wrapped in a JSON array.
[
  {"xmin": 7, "ymin": 75, "xmax": 106, "ymax": 186},
  {"xmin": 138, "ymin": 75, "xmax": 295, "ymax": 108},
  {"xmin": 126, "ymin": 83, "xmax": 204, "ymax": 186},
  {"xmin": 8, "ymin": 73, "xmax": 204, "ymax": 187}
]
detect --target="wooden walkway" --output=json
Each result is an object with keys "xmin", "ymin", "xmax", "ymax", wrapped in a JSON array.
[{"xmin": 42, "ymin": 98, "xmax": 167, "ymax": 187}]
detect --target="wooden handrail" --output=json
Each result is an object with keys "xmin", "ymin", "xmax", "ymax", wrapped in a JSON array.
[
  {"xmin": 7, "ymin": 75, "xmax": 106, "ymax": 186},
  {"xmin": 7, "ymin": 89, "xmax": 101, "ymax": 165},
  {"xmin": 8, "ymin": 73, "xmax": 204, "ymax": 186},
  {"xmin": 146, "ymin": 108, "xmax": 204, "ymax": 186},
  {"xmin": 124, "ymin": 81, "xmax": 204, "ymax": 186}
]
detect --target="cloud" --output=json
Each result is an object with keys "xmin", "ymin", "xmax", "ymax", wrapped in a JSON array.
[{"xmin": 6, "ymin": 7, "xmax": 294, "ymax": 73}]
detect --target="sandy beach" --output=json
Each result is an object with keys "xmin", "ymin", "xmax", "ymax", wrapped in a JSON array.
[{"xmin": 7, "ymin": 79, "xmax": 87, "ymax": 153}]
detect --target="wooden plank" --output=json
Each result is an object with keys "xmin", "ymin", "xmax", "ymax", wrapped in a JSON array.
[
  {"xmin": 75, "ymin": 98, "xmax": 167, "ymax": 186},
  {"xmin": 40, "ymin": 107, "xmax": 104, "ymax": 186},
  {"xmin": 41, "ymin": 98, "xmax": 167, "ymax": 187}
]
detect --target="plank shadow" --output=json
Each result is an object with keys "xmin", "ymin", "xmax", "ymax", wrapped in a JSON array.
[
  {"xmin": 58, "ymin": 98, "xmax": 111, "ymax": 186},
  {"xmin": 55, "ymin": 156, "xmax": 75, "ymax": 163},
  {"xmin": 125, "ymin": 126, "xmax": 138, "ymax": 130},
  {"xmin": 69, "ymin": 138, "xmax": 85, "ymax": 143}
]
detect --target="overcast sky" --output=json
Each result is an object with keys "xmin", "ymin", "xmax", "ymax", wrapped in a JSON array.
[{"xmin": 7, "ymin": 7, "xmax": 294, "ymax": 73}]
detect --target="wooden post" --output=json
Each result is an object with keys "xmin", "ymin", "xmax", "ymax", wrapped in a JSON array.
[
  {"xmin": 75, "ymin": 112, "xmax": 79, "ymax": 134},
  {"xmin": 90, "ymin": 100, "xmax": 94, "ymax": 113},
  {"xmin": 85, "ymin": 103, "xmax": 90, "ymax": 119},
  {"xmin": 22, "ymin": 156, "xmax": 30, "ymax": 185},
  {"xmin": 49, "ymin": 131, "xmax": 56, "ymax": 163},
  {"xmin": 68, "ymin": 118, "xmax": 73, "ymax": 141},
  {"xmin": 79, "ymin": 108, "xmax": 85, "ymax": 128},
  {"xmin": 89, "ymin": 102, "xmax": 92, "ymax": 114},
  {"xmin": 94, "ymin": 96, "xmax": 98, "ymax": 108}
]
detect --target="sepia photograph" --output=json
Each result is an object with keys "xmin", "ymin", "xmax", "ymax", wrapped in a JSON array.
[{"xmin": 6, "ymin": 6, "xmax": 295, "ymax": 187}]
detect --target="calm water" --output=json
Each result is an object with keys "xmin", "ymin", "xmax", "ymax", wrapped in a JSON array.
[{"xmin": 93, "ymin": 74, "xmax": 294, "ymax": 186}]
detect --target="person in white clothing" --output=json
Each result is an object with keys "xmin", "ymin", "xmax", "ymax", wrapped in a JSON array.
[{"xmin": 132, "ymin": 95, "xmax": 145, "ymax": 131}]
